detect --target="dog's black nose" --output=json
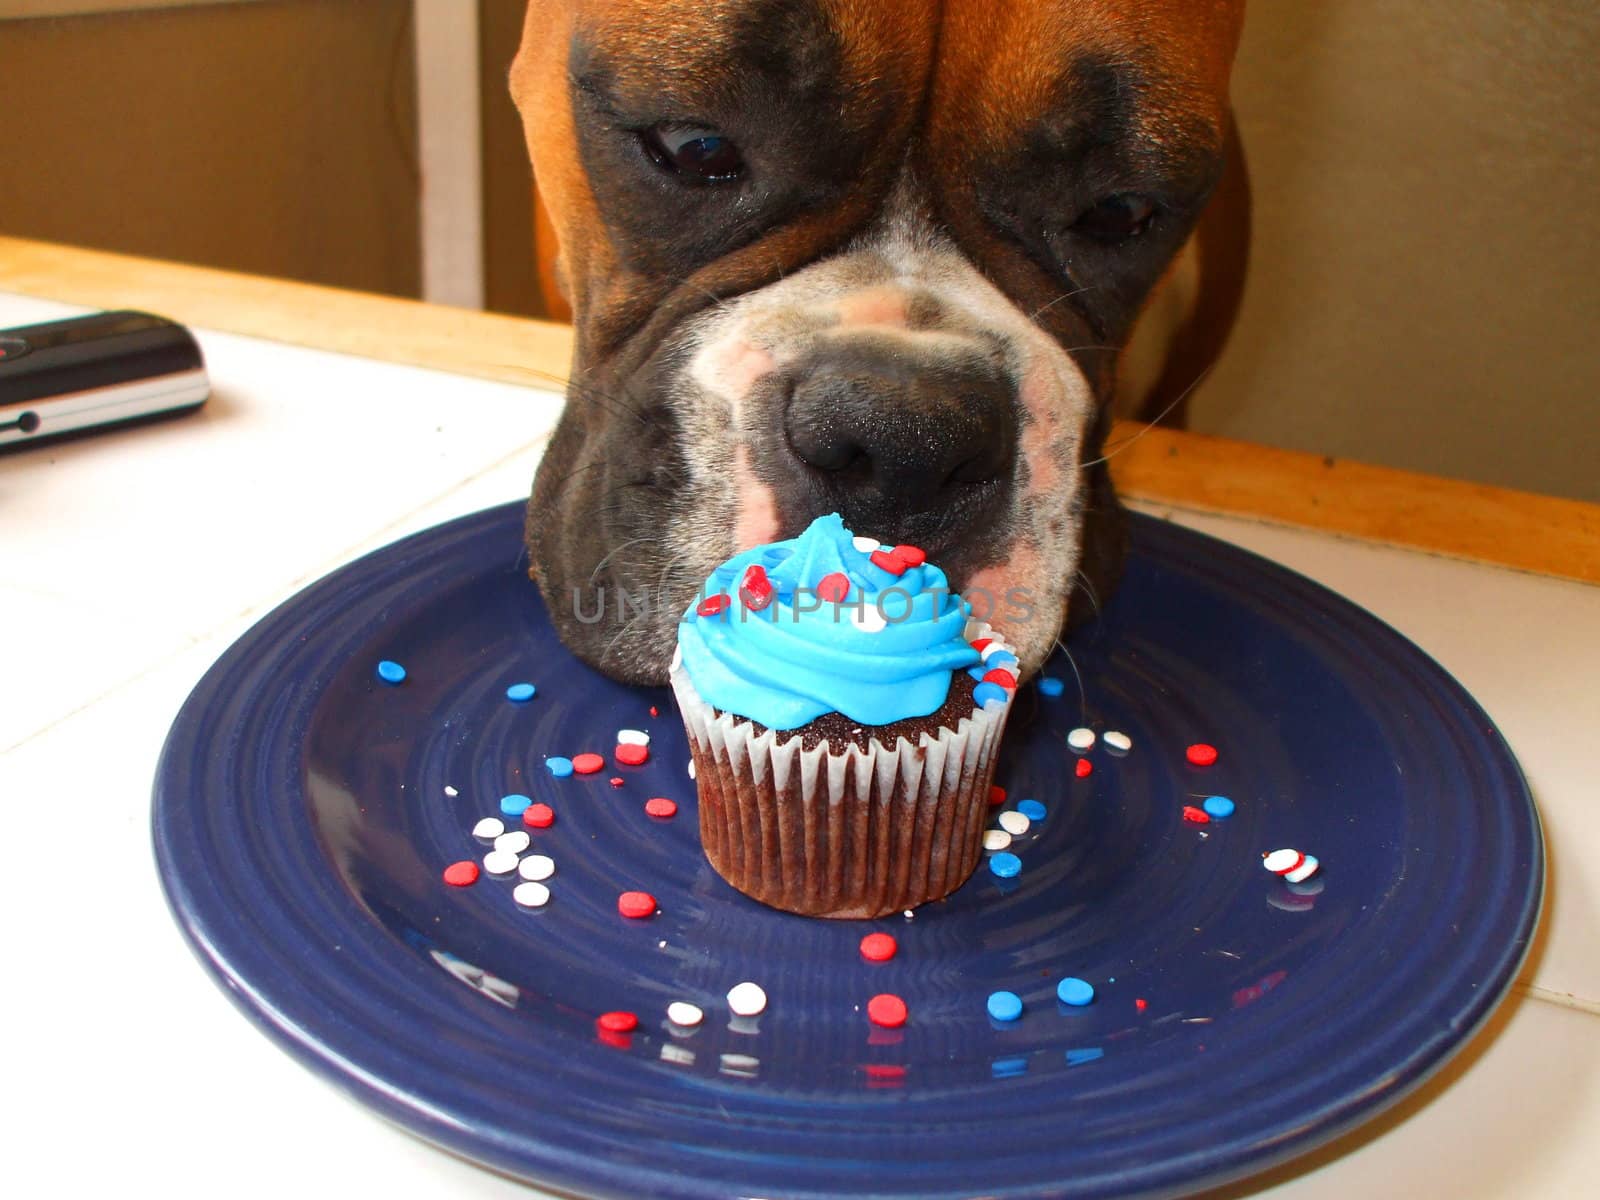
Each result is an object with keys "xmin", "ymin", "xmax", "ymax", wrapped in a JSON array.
[{"xmin": 783, "ymin": 346, "xmax": 1017, "ymax": 532}]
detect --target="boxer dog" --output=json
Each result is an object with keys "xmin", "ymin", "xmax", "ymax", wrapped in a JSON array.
[{"xmin": 510, "ymin": 0, "xmax": 1244, "ymax": 682}]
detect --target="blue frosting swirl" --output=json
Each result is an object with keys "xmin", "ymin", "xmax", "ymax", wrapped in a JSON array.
[{"xmin": 678, "ymin": 513, "xmax": 981, "ymax": 730}]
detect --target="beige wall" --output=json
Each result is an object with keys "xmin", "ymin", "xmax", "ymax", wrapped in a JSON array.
[
  {"xmin": 2, "ymin": 1, "xmax": 1594, "ymax": 501},
  {"xmin": 1190, "ymin": 0, "xmax": 1599, "ymax": 502},
  {"xmin": 0, "ymin": 0, "xmax": 421, "ymax": 297}
]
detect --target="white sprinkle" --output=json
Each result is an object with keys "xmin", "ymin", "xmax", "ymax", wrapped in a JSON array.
[
  {"xmin": 983, "ymin": 829, "xmax": 1013, "ymax": 851},
  {"xmin": 471, "ymin": 817, "xmax": 505, "ymax": 840},
  {"xmin": 851, "ymin": 603, "xmax": 888, "ymax": 633},
  {"xmin": 1262, "ymin": 848, "xmax": 1302, "ymax": 874},
  {"xmin": 483, "ymin": 849, "xmax": 520, "ymax": 876},
  {"xmin": 512, "ymin": 880, "xmax": 551, "ymax": 907},
  {"xmin": 1288, "ymin": 857, "xmax": 1320, "ymax": 883},
  {"xmin": 1067, "ymin": 727, "xmax": 1096, "ymax": 752},
  {"xmin": 616, "ymin": 728, "xmax": 651, "ymax": 746},
  {"xmin": 494, "ymin": 830, "xmax": 531, "ymax": 855},
  {"xmin": 518, "ymin": 854, "xmax": 555, "ymax": 881},
  {"xmin": 667, "ymin": 1001, "xmax": 704, "ymax": 1027},
  {"xmin": 998, "ymin": 810, "xmax": 1031, "ymax": 836},
  {"xmin": 979, "ymin": 642, "xmax": 1008, "ymax": 660},
  {"xmin": 902, "ymin": 909, "xmax": 915, "ymax": 920},
  {"xmin": 1104, "ymin": 730, "xmax": 1133, "ymax": 753},
  {"xmin": 727, "ymin": 981, "xmax": 767, "ymax": 1017},
  {"xmin": 1263, "ymin": 849, "xmax": 1321, "ymax": 884},
  {"xmin": 688, "ymin": 760, "xmax": 696, "ymax": 780},
  {"xmin": 444, "ymin": 786, "xmax": 459, "ymax": 797},
  {"xmin": 851, "ymin": 535, "xmax": 881, "ymax": 553}
]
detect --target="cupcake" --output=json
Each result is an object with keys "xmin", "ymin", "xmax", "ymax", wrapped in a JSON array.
[{"xmin": 670, "ymin": 513, "xmax": 1019, "ymax": 918}]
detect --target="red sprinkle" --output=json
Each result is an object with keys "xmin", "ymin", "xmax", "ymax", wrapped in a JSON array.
[
  {"xmin": 971, "ymin": 638, "xmax": 994, "ymax": 652},
  {"xmin": 609, "ymin": 776, "xmax": 625, "ymax": 788},
  {"xmin": 869, "ymin": 549, "xmax": 908, "ymax": 575},
  {"xmin": 572, "ymin": 752, "xmax": 605, "ymax": 775},
  {"xmin": 696, "ymin": 593, "xmax": 731, "ymax": 618},
  {"xmin": 982, "ymin": 668, "xmax": 1017, "ymax": 689},
  {"xmin": 859, "ymin": 932, "xmax": 898, "ymax": 962},
  {"xmin": 615, "ymin": 743, "xmax": 649, "ymax": 766},
  {"xmin": 1135, "ymin": 997, "xmax": 1148, "ymax": 1012},
  {"xmin": 739, "ymin": 563, "xmax": 775, "ymax": 611},
  {"xmin": 816, "ymin": 572, "xmax": 852, "ymax": 603},
  {"xmin": 889, "ymin": 544, "xmax": 926, "ymax": 567},
  {"xmin": 442, "ymin": 861, "xmax": 479, "ymax": 887},
  {"xmin": 597, "ymin": 1011, "xmax": 638, "ymax": 1033},
  {"xmin": 989, "ymin": 785, "xmax": 1007, "ymax": 807},
  {"xmin": 523, "ymin": 802, "xmax": 555, "ymax": 828},
  {"xmin": 1075, "ymin": 759, "xmax": 1094, "ymax": 779},
  {"xmin": 618, "ymin": 891, "xmax": 657, "ymax": 919},
  {"xmin": 1186, "ymin": 743, "xmax": 1218, "ymax": 767},
  {"xmin": 644, "ymin": 797, "xmax": 678, "ymax": 819},
  {"xmin": 1182, "ymin": 805, "xmax": 1211, "ymax": 824},
  {"xmin": 867, "ymin": 993, "xmax": 908, "ymax": 1028},
  {"xmin": 649, "ymin": 705, "xmax": 659, "ymax": 717}
]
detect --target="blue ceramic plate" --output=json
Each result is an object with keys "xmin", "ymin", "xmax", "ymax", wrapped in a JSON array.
[{"xmin": 153, "ymin": 506, "xmax": 1542, "ymax": 1199}]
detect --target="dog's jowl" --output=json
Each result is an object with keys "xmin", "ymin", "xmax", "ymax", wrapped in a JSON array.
[{"xmin": 510, "ymin": 0, "xmax": 1245, "ymax": 682}]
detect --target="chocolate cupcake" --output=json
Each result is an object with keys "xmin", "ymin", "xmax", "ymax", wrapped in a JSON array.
[{"xmin": 669, "ymin": 514, "xmax": 1019, "ymax": 918}]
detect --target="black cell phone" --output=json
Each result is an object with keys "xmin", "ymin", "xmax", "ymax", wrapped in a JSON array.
[{"xmin": 0, "ymin": 310, "xmax": 209, "ymax": 451}]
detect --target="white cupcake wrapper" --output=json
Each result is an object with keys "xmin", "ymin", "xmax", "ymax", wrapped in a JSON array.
[{"xmin": 670, "ymin": 620, "xmax": 1016, "ymax": 918}]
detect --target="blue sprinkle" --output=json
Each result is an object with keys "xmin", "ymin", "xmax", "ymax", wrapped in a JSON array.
[
  {"xmin": 1065, "ymin": 1047, "xmax": 1104, "ymax": 1067},
  {"xmin": 506, "ymin": 682, "xmax": 536, "ymax": 703},
  {"xmin": 376, "ymin": 660, "xmax": 406, "ymax": 685},
  {"xmin": 986, "ymin": 652, "xmax": 1019, "ymax": 671},
  {"xmin": 500, "ymin": 793, "xmax": 532, "ymax": 817},
  {"xmin": 1057, "ymin": 977, "xmax": 1095, "ymax": 1006},
  {"xmin": 545, "ymin": 757, "xmax": 573, "ymax": 778},
  {"xmin": 967, "ymin": 665, "xmax": 989, "ymax": 682},
  {"xmin": 991, "ymin": 1056, "xmax": 1029, "ymax": 1079},
  {"xmin": 987, "ymin": 990, "xmax": 1024, "ymax": 1021},
  {"xmin": 1017, "ymin": 799, "xmax": 1047, "ymax": 822},
  {"xmin": 1203, "ymin": 795, "xmax": 1236, "ymax": 820},
  {"xmin": 973, "ymin": 682, "xmax": 1009, "ymax": 707},
  {"xmin": 989, "ymin": 851, "xmax": 1022, "ymax": 879},
  {"xmin": 1037, "ymin": 676, "xmax": 1065, "ymax": 697}
]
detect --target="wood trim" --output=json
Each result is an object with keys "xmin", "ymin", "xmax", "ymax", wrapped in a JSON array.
[
  {"xmin": 1104, "ymin": 422, "xmax": 1600, "ymax": 584},
  {"xmin": 3, "ymin": 235, "xmax": 1596, "ymax": 585},
  {"xmin": 0, "ymin": 235, "xmax": 573, "ymax": 392}
]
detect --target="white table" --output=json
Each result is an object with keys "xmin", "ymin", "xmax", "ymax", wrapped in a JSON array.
[{"xmin": 4, "ymin": 290, "xmax": 1597, "ymax": 1199}]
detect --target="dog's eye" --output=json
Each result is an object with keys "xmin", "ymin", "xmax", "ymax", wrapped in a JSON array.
[
  {"xmin": 640, "ymin": 124, "xmax": 745, "ymax": 183},
  {"xmin": 1072, "ymin": 193, "xmax": 1157, "ymax": 243}
]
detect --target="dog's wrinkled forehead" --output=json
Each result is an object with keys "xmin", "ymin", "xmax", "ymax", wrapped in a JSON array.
[{"xmin": 511, "ymin": 0, "xmax": 1243, "ymax": 366}]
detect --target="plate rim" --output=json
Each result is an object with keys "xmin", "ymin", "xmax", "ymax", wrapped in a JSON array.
[{"xmin": 152, "ymin": 502, "xmax": 1545, "ymax": 1200}]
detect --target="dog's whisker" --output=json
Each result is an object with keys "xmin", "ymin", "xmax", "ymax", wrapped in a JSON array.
[
  {"xmin": 1052, "ymin": 634, "xmax": 1091, "ymax": 723},
  {"xmin": 1081, "ymin": 364, "xmax": 1213, "ymax": 469},
  {"xmin": 587, "ymin": 535, "xmax": 659, "ymax": 586},
  {"xmin": 663, "ymin": 274, "xmax": 737, "ymax": 316},
  {"xmin": 480, "ymin": 359, "xmax": 655, "ymax": 428},
  {"xmin": 1030, "ymin": 288, "xmax": 1094, "ymax": 324},
  {"xmin": 535, "ymin": 456, "xmax": 610, "ymax": 496},
  {"xmin": 1073, "ymin": 567, "xmax": 1102, "ymax": 620}
]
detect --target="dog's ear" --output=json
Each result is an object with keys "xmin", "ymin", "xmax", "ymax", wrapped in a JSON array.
[
  {"xmin": 1115, "ymin": 108, "xmax": 1251, "ymax": 427},
  {"xmin": 533, "ymin": 187, "xmax": 574, "ymax": 323}
]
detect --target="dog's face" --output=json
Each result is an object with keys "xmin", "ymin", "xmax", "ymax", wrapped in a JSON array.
[{"xmin": 511, "ymin": 0, "xmax": 1243, "ymax": 682}]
